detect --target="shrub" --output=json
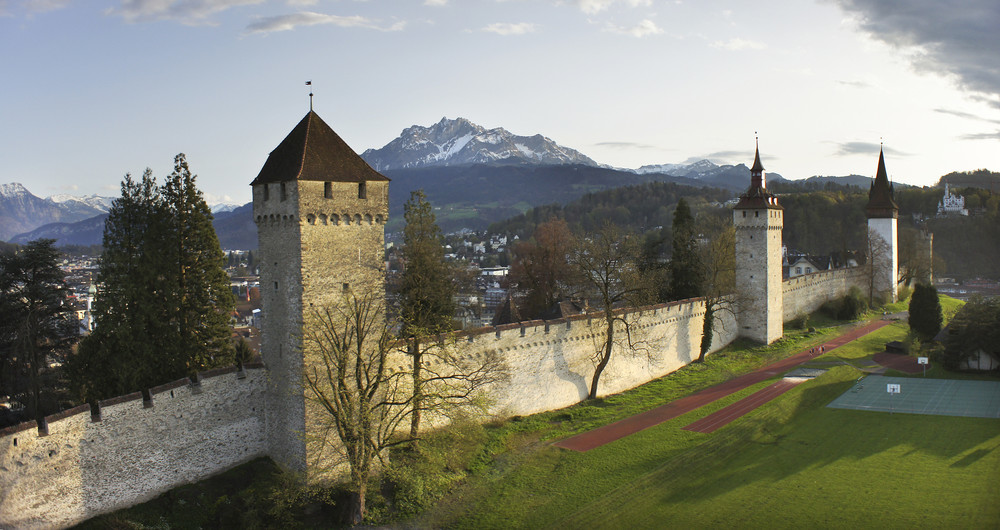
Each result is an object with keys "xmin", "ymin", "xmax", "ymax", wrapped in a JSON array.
[
  {"xmin": 908, "ymin": 283, "xmax": 943, "ymax": 341},
  {"xmin": 836, "ymin": 287, "xmax": 868, "ymax": 320}
]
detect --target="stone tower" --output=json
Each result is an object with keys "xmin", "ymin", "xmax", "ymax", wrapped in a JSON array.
[
  {"xmin": 733, "ymin": 142, "xmax": 784, "ymax": 344},
  {"xmin": 865, "ymin": 148, "xmax": 899, "ymax": 302},
  {"xmin": 251, "ymin": 111, "xmax": 389, "ymax": 473}
]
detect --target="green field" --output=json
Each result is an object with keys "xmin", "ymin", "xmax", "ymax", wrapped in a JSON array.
[{"xmin": 416, "ymin": 321, "xmax": 1000, "ymax": 529}]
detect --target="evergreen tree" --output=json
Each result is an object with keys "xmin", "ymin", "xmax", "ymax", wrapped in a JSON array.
[
  {"xmin": 669, "ymin": 198, "xmax": 704, "ymax": 300},
  {"xmin": 908, "ymin": 283, "xmax": 943, "ymax": 341},
  {"xmin": 399, "ymin": 190, "xmax": 454, "ymax": 440},
  {"xmin": 160, "ymin": 154, "xmax": 235, "ymax": 372},
  {"xmin": 0, "ymin": 239, "xmax": 77, "ymax": 422},
  {"xmin": 70, "ymin": 156, "xmax": 234, "ymax": 403}
]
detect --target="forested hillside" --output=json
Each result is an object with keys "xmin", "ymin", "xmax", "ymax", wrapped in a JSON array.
[{"xmin": 490, "ymin": 180, "xmax": 1000, "ymax": 280}]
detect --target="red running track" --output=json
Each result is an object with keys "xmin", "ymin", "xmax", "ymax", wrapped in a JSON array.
[
  {"xmin": 554, "ymin": 319, "xmax": 893, "ymax": 452},
  {"xmin": 681, "ymin": 379, "xmax": 803, "ymax": 433}
]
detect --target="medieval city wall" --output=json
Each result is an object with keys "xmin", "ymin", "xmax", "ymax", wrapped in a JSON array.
[
  {"xmin": 0, "ymin": 365, "xmax": 267, "ymax": 530},
  {"xmin": 424, "ymin": 297, "xmax": 740, "ymax": 417},
  {"xmin": 782, "ymin": 267, "xmax": 868, "ymax": 321}
]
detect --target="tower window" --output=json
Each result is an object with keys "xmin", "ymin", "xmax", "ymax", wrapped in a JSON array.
[
  {"xmin": 324, "ymin": 182, "xmax": 332, "ymax": 199},
  {"xmin": 263, "ymin": 185, "xmax": 270, "ymax": 201},
  {"xmin": 358, "ymin": 182, "xmax": 367, "ymax": 199},
  {"xmin": 274, "ymin": 281, "xmax": 278, "ymax": 291},
  {"xmin": 755, "ymin": 211, "xmax": 759, "ymax": 217},
  {"xmin": 280, "ymin": 182, "xmax": 287, "ymax": 201},
  {"xmin": 742, "ymin": 211, "xmax": 746, "ymax": 218}
]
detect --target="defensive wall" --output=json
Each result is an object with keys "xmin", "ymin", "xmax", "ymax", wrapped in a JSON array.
[
  {"xmin": 0, "ymin": 270, "xmax": 865, "ymax": 528},
  {"xmin": 782, "ymin": 267, "xmax": 868, "ymax": 321},
  {"xmin": 423, "ymin": 297, "xmax": 739, "ymax": 417},
  {"xmin": 0, "ymin": 364, "xmax": 267, "ymax": 529}
]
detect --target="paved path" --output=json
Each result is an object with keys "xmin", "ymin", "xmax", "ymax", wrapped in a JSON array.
[
  {"xmin": 554, "ymin": 320, "xmax": 894, "ymax": 452},
  {"xmin": 681, "ymin": 379, "xmax": 806, "ymax": 433}
]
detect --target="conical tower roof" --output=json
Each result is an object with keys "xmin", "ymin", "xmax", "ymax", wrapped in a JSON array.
[
  {"xmin": 251, "ymin": 111, "xmax": 389, "ymax": 185},
  {"xmin": 866, "ymin": 148, "xmax": 898, "ymax": 219},
  {"xmin": 735, "ymin": 140, "xmax": 781, "ymax": 210}
]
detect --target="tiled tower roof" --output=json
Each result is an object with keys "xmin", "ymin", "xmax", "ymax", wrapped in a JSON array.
[
  {"xmin": 866, "ymin": 148, "xmax": 899, "ymax": 219},
  {"xmin": 251, "ymin": 111, "xmax": 389, "ymax": 185},
  {"xmin": 735, "ymin": 141, "xmax": 782, "ymax": 210}
]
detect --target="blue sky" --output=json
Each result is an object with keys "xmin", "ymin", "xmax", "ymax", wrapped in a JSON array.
[{"xmin": 2, "ymin": 0, "xmax": 998, "ymax": 205}]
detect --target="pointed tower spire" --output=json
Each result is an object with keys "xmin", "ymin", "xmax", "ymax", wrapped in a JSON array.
[
  {"xmin": 735, "ymin": 135, "xmax": 780, "ymax": 210},
  {"xmin": 866, "ymin": 146, "xmax": 898, "ymax": 219}
]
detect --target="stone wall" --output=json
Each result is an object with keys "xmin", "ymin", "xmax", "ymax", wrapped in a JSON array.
[
  {"xmin": 782, "ymin": 267, "xmax": 868, "ymax": 321},
  {"xmin": 425, "ymin": 298, "xmax": 739, "ymax": 417},
  {"xmin": 0, "ymin": 365, "xmax": 267, "ymax": 530}
]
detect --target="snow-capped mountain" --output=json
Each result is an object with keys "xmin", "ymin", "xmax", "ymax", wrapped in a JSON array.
[
  {"xmin": 1, "ymin": 183, "xmax": 107, "ymax": 241},
  {"xmin": 211, "ymin": 203, "xmax": 241, "ymax": 214},
  {"xmin": 636, "ymin": 159, "xmax": 727, "ymax": 177},
  {"xmin": 47, "ymin": 193, "xmax": 115, "ymax": 212},
  {"xmin": 361, "ymin": 117, "xmax": 598, "ymax": 171}
]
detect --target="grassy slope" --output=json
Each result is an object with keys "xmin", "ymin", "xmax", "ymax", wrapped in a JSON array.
[{"xmin": 417, "ymin": 314, "xmax": 999, "ymax": 529}]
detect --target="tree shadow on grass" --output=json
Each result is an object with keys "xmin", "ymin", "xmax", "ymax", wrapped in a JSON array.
[{"xmin": 557, "ymin": 370, "xmax": 1000, "ymax": 527}]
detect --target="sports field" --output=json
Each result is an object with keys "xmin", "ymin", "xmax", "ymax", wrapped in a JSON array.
[
  {"xmin": 424, "ymin": 321, "xmax": 1000, "ymax": 529},
  {"xmin": 829, "ymin": 375, "xmax": 1000, "ymax": 418}
]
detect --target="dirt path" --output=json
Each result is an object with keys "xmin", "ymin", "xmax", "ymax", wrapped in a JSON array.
[{"xmin": 554, "ymin": 320, "xmax": 893, "ymax": 451}]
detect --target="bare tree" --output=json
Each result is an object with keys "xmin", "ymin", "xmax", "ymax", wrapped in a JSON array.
[
  {"xmin": 402, "ymin": 336, "xmax": 509, "ymax": 432},
  {"xmin": 864, "ymin": 227, "xmax": 893, "ymax": 306},
  {"xmin": 303, "ymin": 292, "xmax": 508, "ymax": 522},
  {"xmin": 303, "ymin": 293, "xmax": 410, "ymax": 525},
  {"xmin": 569, "ymin": 224, "xmax": 656, "ymax": 399},
  {"xmin": 697, "ymin": 221, "xmax": 736, "ymax": 362}
]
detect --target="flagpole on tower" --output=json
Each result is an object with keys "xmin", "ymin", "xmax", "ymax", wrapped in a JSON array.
[{"xmin": 306, "ymin": 80, "xmax": 313, "ymax": 111}]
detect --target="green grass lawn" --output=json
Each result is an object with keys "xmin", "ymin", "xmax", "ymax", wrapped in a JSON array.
[{"xmin": 415, "ymin": 321, "xmax": 1000, "ymax": 529}]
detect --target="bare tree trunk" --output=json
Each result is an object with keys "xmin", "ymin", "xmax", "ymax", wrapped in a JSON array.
[
  {"xmin": 697, "ymin": 304, "xmax": 714, "ymax": 363},
  {"xmin": 589, "ymin": 314, "xmax": 614, "ymax": 399},
  {"xmin": 349, "ymin": 485, "xmax": 366, "ymax": 525},
  {"xmin": 409, "ymin": 337, "xmax": 422, "ymax": 447}
]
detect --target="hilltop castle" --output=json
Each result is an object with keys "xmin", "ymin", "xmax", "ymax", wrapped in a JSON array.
[{"xmin": 0, "ymin": 112, "xmax": 898, "ymax": 528}]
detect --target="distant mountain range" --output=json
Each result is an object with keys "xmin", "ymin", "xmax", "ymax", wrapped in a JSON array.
[
  {"xmin": 360, "ymin": 117, "xmax": 597, "ymax": 171},
  {"xmin": 4, "ymin": 117, "xmax": 906, "ymax": 248}
]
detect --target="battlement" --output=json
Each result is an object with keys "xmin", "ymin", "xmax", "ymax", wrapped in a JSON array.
[{"xmin": 0, "ymin": 364, "xmax": 268, "ymax": 529}]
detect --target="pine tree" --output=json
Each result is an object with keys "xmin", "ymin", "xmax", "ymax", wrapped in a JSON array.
[
  {"xmin": 399, "ymin": 190, "xmax": 454, "ymax": 440},
  {"xmin": 669, "ymin": 198, "xmax": 705, "ymax": 300},
  {"xmin": 0, "ymin": 239, "xmax": 77, "ymax": 422},
  {"xmin": 908, "ymin": 283, "xmax": 943, "ymax": 341},
  {"xmin": 70, "ymin": 156, "xmax": 234, "ymax": 402}
]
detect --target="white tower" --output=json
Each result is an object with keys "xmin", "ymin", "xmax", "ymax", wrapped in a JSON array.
[
  {"xmin": 733, "ymin": 142, "xmax": 783, "ymax": 344},
  {"xmin": 865, "ymin": 148, "xmax": 899, "ymax": 302}
]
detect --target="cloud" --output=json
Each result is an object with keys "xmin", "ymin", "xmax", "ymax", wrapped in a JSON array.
[
  {"xmin": 832, "ymin": 141, "xmax": 910, "ymax": 157},
  {"xmin": 959, "ymin": 130, "xmax": 1000, "ymax": 140},
  {"xmin": 831, "ymin": 0, "xmax": 1000, "ymax": 109},
  {"xmin": 573, "ymin": 0, "xmax": 651, "ymax": 15},
  {"xmin": 934, "ymin": 108, "xmax": 1000, "ymax": 125},
  {"xmin": 110, "ymin": 0, "xmax": 265, "ymax": 24},
  {"xmin": 24, "ymin": 0, "xmax": 72, "ymax": 13},
  {"xmin": 683, "ymin": 150, "xmax": 755, "ymax": 164},
  {"xmin": 711, "ymin": 38, "xmax": 765, "ymax": 51},
  {"xmin": 594, "ymin": 141, "xmax": 655, "ymax": 149},
  {"xmin": 286, "ymin": 0, "xmax": 317, "ymax": 6},
  {"xmin": 482, "ymin": 22, "xmax": 536, "ymax": 36},
  {"xmin": 836, "ymin": 79, "xmax": 871, "ymax": 89},
  {"xmin": 604, "ymin": 19, "xmax": 662, "ymax": 38},
  {"xmin": 246, "ymin": 11, "xmax": 406, "ymax": 34},
  {"xmin": 424, "ymin": 0, "xmax": 447, "ymax": 5}
]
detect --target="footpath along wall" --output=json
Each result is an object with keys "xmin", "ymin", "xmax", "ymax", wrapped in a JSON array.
[{"xmin": 0, "ymin": 365, "xmax": 267, "ymax": 530}]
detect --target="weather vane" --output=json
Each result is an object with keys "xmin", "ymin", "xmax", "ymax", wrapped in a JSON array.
[{"xmin": 306, "ymin": 80, "xmax": 313, "ymax": 111}]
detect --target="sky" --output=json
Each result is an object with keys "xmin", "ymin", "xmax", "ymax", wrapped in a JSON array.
[{"xmin": 2, "ymin": 0, "xmax": 998, "ymax": 206}]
